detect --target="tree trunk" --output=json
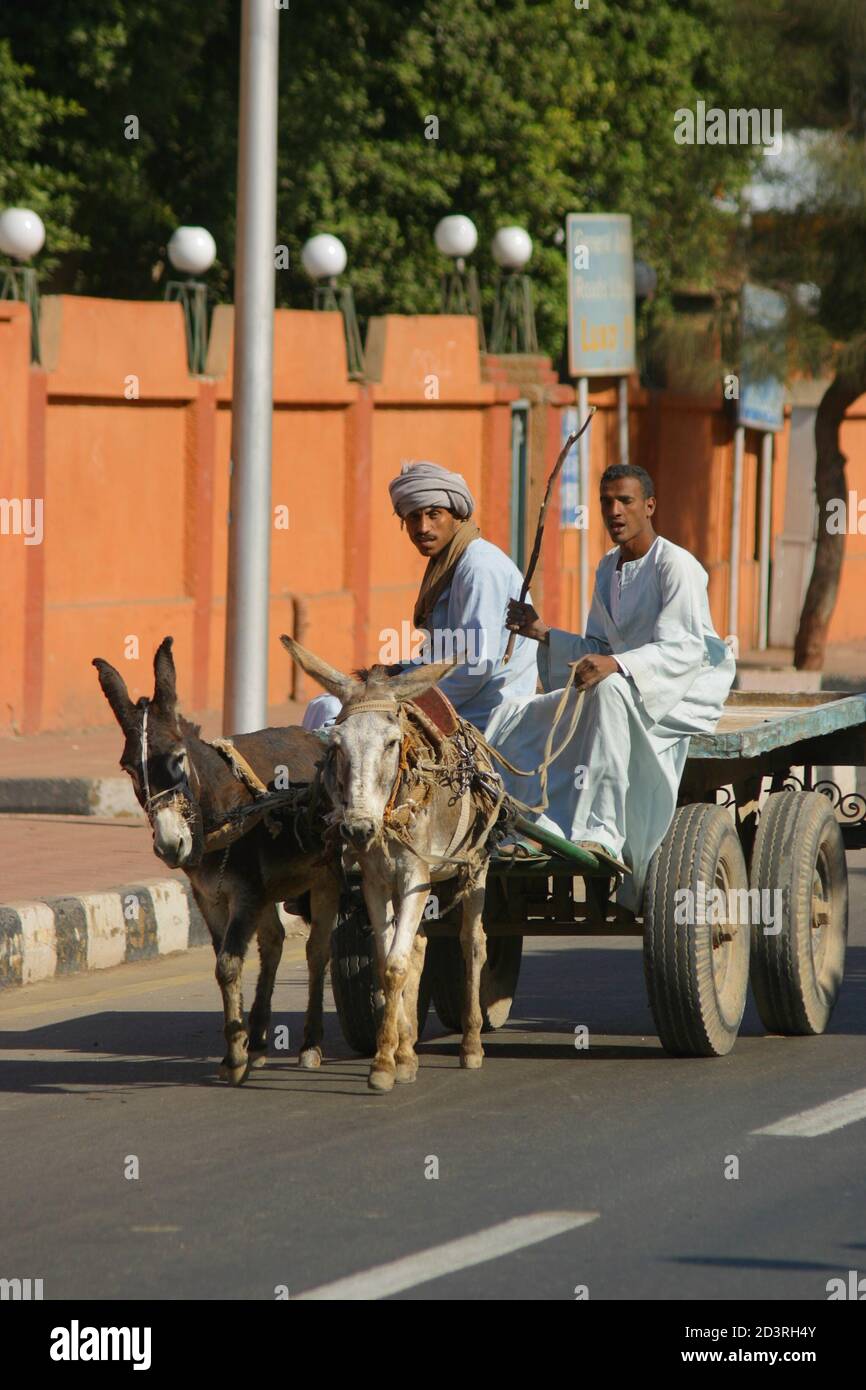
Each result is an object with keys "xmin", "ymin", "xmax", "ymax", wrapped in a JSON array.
[{"xmin": 793, "ymin": 368, "xmax": 866, "ymax": 669}]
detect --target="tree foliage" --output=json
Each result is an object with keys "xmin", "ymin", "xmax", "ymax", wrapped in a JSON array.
[{"xmin": 1, "ymin": 0, "xmax": 777, "ymax": 355}]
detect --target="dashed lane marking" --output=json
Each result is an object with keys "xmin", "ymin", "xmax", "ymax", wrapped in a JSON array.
[
  {"xmin": 294, "ymin": 1211, "xmax": 599, "ymax": 1300},
  {"xmin": 753, "ymin": 1087, "xmax": 866, "ymax": 1138}
]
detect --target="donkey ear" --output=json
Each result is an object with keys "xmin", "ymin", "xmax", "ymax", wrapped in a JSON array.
[
  {"xmin": 92, "ymin": 658, "xmax": 135, "ymax": 728},
  {"xmin": 280, "ymin": 634, "xmax": 356, "ymax": 702},
  {"xmin": 153, "ymin": 635, "xmax": 177, "ymax": 713},
  {"xmin": 387, "ymin": 657, "xmax": 458, "ymax": 703}
]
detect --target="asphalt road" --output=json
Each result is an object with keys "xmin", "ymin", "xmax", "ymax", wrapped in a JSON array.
[{"xmin": 1, "ymin": 851, "xmax": 864, "ymax": 1303}]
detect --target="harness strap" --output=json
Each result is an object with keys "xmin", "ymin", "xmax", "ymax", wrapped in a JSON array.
[
  {"xmin": 334, "ymin": 698, "xmax": 398, "ymax": 723},
  {"xmin": 440, "ymin": 788, "xmax": 474, "ymax": 860}
]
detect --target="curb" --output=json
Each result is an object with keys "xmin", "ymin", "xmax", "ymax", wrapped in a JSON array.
[
  {"xmin": 0, "ymin": 878, "xmax": 210, "ymax": 990},
  {"xmin": 0, "ymin": 777, "xmax": 143, "ymax": 819}
]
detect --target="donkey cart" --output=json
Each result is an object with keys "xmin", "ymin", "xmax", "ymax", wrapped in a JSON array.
[{"xmin": 330, "ymin": 690, "xmax": 866, "ymax": 1058}]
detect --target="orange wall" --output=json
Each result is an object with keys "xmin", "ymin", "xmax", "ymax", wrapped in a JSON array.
[{"xmin": 0, "ymin": 294, "xmax": 863, "ymax": 735}]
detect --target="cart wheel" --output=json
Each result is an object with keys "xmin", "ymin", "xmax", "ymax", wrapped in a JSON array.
[
  {"xmin": 643, "ymin": 803, "xmax": 750, "ymax": 1057},
  {"xmin": 329, "ymin": 893, "xmax": 431, "ymax": 1056},
  {"xmin": 428, "ymin": 878, "xmax": 523, "ymax": 1034},
  {"xmin": 749, "ymin": 790, "xmax": 848, "ymax": 1036}
]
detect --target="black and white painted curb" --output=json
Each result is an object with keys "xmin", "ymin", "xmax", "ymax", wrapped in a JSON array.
[
  {"xmin": 0, "ymin": 777, "xmax": 143, "ymax": 819},
  {"xmin": 0, "ymin": 878, "xmax": 209, "ymax": 989}
]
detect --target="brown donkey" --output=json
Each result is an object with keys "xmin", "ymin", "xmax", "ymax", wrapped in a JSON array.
[
  {"xmin": 94, "ymin": 636, "xmax": 340, "ymax": 1084},
  {"xmin": 282, "ymin": 636, "xmax": 509, "ymax": 1094}
]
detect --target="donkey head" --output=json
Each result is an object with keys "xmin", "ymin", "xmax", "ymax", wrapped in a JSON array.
[
  {"xmin": 92, "ymin": 636, "xmax": 203, "ymax": 868},
  {"xmin": 282, "ymin": 635, "xmax": 456, "ymax": 852}
]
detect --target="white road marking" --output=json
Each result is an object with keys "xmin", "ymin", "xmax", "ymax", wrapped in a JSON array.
[
  {"xmin": 294, "ymin": 1210, "xmax": 598, "ymax": 1300},
  {"xmin": 753, "ymin": 1088, "xmax": 866, "ymax": 1138}
]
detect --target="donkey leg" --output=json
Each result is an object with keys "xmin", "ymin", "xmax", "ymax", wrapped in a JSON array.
[
  {"xmin": 215, "ymin": 908, "xmax": 258, "ymax": 1085},
  {"xmin": 248, "ymin": 904, "xmax": 285, "ymax": 1069},
  {"xmin": 368, "ymin": 871, "xmax": 428, "ymax": 1093},
  {"xmin": 459, "ymin": 875, "xmax": 489, "ymax": 1071},
  {"xmin": 395, "ymin": 928, "xmax": 427, "ymax": 1084},
  {"xmin": 299, "ymin": 877, "xmax": 340, "ymax": 1069}
]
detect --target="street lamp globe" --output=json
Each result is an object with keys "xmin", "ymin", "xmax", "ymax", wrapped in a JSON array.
[
  {"xmin": 434, "ymin": 215, "xmax": 478, "ymax": 260},
  {"xmin": 492, "ymin": 226, "xmax": 532, "ymax": 270},
  {"xmin": 167, "ymin": 226, "xmax": 217, "ymax": 277},
  {"xmin": 301, "ymin": 233, "xmax": 347, "ymax": 280},
  {"xmin": 0, "ymin": 208, "xmax": 46, "ymax": 261}
]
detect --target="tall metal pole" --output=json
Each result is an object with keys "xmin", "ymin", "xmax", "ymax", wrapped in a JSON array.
[
  {"xmin": 223, "ymin": 0, "xmax": 279, "ymax": 734},
  {"xmin": 617, "ymin": 375, "xmax": 629, "ymax": 468},
  {"xmin": 728, "ymin": 425, "xmax": 745, "ymax": 643},
  {"xmin": 578, "ymin": 376, "xmax": 591, "ymax": 631},
  {"xmin": 757, "ymin": 430, "xmax": 773, "ymax": 651}
]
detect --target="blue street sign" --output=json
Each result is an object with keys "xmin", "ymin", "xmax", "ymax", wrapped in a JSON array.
[
  {"xmin": 738, "ymin": 284, "xmax": 786, "ymax": 433},
  {"xmin": 566, "ymin": 213, "xmax": 636, "ymax": 377}
]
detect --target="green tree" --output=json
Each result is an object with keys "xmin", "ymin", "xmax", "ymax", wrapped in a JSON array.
[
  {"xmin": 0, "ymin": 38, "xmax": 84, "ymax": 265},
  {"xmin": 739, "ymin": 0, "xmax": 866, "ymax": 668},
  {"xmin": 2, "ymin": 0, "xmax": 776, "ymax": 352}
]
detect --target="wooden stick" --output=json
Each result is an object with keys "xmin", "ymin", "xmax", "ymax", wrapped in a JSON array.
[{"xmin": 503, "ymin": 405, "xmax": 597, "ymax": 663}]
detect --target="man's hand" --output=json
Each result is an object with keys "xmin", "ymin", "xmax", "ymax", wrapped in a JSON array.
[
  {"xmin": 572, "ymin": 654, "xmax": 620, "ymax": 688},
  {"xmin": 505, "ymin": 598, "xmax": 550, "ymax": 644}
]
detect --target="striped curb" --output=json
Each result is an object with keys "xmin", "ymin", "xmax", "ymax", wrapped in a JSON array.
[
  {"xmin": 0, "ymin": 776, "xmax": 143, "ymax": 819},
  {"xmin": 0, "ymin": 878, "xmax": 210, "ymax": 989}
]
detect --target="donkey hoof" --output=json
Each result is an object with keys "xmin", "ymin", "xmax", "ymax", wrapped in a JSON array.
[
  {"xmin": 459, "ymin": 1050, "xmax": 483, "ymax": 1070},
  {"xmin": 248, "ymin": 1050, "xmax": 267, "ymax": 1070},
  {"xmin": 218, "ymin": 1059, "xmax": 250, "ymax": 1086},
  {"xmin": 395, "ymin": 1061, "xmax": 418, "ymax": 1084},
  {"xmin": 298, "ymin": 1048, "xmax": 322, "ymax": 1070},
  {"xmin": 368, "ymin": 1068, "xmax": 396, "ymax": 1093}
]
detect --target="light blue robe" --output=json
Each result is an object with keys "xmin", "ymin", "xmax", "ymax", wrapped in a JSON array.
[
  {"xmin": 303, "ymin": 538, "xmax": 538, "ymax": 734},
  {"xmin": 484, "ymin": 536, "xmax": 736, "ymax": 912}
]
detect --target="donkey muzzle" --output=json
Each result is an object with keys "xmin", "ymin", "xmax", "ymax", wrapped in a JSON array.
[{"xmin": 341, "ymin": 819, "xmax": 376, "ymax": 851}]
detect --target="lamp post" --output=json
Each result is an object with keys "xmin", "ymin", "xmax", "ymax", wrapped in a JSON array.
[
  {"xmin": 0, "ymin": 208, "xmax": 46, "ymax": 362},
  {"xmin": 435, "ymin": 214, "xmax": 486, "ymax": 350},
  {"xmin": 223, "ymin": 0, "xmax": 279, "ymax": 736},
  {"xmin": 165, "ymin": 225, "xmax": 216, "ymax": 375},
  {"xmin": 301, "ymin": 233, "xmax": 364, "ymax": 377},
  {"xmin": 489, "ymin": 225, "xmax": 537, "ymax": 354}
]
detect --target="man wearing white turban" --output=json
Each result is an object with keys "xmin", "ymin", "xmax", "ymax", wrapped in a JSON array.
[{"xmin": 302, "ymin": 460, "xmax": 538, "ymax": 732}]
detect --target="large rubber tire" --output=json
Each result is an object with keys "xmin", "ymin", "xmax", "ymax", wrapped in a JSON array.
[
  {"xmin": 427, "ymin": 883, "xmax": 523, "ymax": 1037},
  {"xmin": 427, "ymin": 936, "xmax": 524, "ymax": 1034},
  {"xmin": 749, "ymin": 790, "xmax": 848, "ymax": 1036},
  {"xmin": 643, "ymin": 803, "xmax": 751, "ymax": 1057},
  {"xmin": 329, "ymin": 896, "xmax": 431, "ymax": 1056}
]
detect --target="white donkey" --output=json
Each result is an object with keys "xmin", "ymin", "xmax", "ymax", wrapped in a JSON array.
[{"xmin": 282, "ymin": 636, "xmax": 507, "ymax": 1094}]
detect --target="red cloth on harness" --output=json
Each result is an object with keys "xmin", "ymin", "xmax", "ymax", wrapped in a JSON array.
[{"xmin": 407, "ymin": 686, "xmax": 459, "ymax": 737}]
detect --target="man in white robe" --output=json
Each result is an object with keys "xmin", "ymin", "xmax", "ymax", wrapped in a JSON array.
[
  {"xmin": 491, "ymin": 463, "xmax": 735, "ymax": 913},
  {"xmin": 303, "ymin": 461, "xmax": 537, "ymax": 732}
]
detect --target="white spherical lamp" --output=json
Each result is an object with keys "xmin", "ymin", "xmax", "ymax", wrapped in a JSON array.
[
  {"xmin": 492, "ymin": 226, "xmax": 532, "ymax": 270},
  {"xmin": 167, "ymin": 226, "xmax": 216, "ymax": 276},
  {"xmin": 301, "ymin": 233, "xmax": 347, "ymax": 280},
  {"xmin": 0, "ymin": 208, "xmax": 46, "ymax": 261},
  {"xmin": 434, "ymin": 215, "xmax": 478, "ymax": 259}
]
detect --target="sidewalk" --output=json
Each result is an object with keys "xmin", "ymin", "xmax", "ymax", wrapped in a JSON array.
[
  {"xmin": 0, "ymin": 698, "xmax": 307, "ymax": 990},
  {"xmin": 0, "ymin": 696, "xmax": 306, "ymax": 817},
  {"xmin": 736, "ymin": 643, "xmax": 866, "ymax": 692}
]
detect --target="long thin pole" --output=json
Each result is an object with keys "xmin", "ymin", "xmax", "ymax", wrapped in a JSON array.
[
  {"xmin": 578, "ymin": 377, "xmax": 591, "ymax": 631},
  {"xmin": 223, "ymin": 0, "xmax": 279, "ymax": 734},
  {"xmin": 617, "ymin": 375, "xmax": 629, "ymax": 467},
  {"xmin": 758, "ymin": 430, "xmax": 773, "ymax": 651},
  {"xmin": 728, "ymin": 424, "xmax": 745, "ymax": 642}
]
